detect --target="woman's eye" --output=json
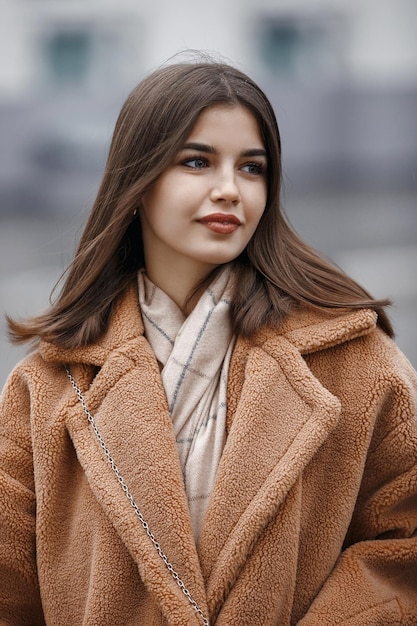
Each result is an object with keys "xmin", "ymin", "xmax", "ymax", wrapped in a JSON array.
[
  {"xmin": 182, "ymin": 157, "xmax": 208, "ymax": 169},
  {"xmin": 242, "ymin": 162, "xmax": 265, "ymax": 175}
]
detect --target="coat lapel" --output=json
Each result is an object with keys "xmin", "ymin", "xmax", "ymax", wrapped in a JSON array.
[
  {"xmin": 56, "ymin": 295, "xmax": 208, "ymax": 623},
  {"xmin": 198, "ymin": 333, "xmax": 342, "ymax": 613}
]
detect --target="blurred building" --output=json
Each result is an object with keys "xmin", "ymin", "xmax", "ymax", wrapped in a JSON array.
[{"xmin": 0, "ymin": 0, "xmax": 416, "ymax": 215}]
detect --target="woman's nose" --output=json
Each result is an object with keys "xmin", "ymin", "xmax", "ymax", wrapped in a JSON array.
[{"xmin": 210, "ymin": 170, "xmax": 241, "ymax": 204}]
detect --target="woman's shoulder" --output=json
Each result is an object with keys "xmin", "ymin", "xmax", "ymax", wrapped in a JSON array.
[
  {"xmin": 252, "ymin": 304, "xmax": 416, "ymax": 389},
  {"xmin": 1, "ymin": 348, "xmax": 65, "ymax": 404},
  {"xmin": 251, "ymin": 305, "xmax": 378, "ymax": 354}
]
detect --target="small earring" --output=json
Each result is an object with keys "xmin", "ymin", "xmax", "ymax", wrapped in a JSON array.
[{"xmin": 133, "ymin": 208, "xmax": 138, "ymax": 216}]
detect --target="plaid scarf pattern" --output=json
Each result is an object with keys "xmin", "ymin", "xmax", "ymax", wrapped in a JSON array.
[{"xmin": 137, "ymin": 267, "xmax": 235, "ymax": 539}]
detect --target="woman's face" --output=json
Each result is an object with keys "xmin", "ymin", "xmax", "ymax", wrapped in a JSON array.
[{"xmin": 140, "ymin": 104, "xmax": 268, "ymax": 287}]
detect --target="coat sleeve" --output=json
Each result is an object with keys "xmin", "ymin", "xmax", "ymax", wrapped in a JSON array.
[
  {"xmin": 0, "ymin": 365, "xmax": 45, "ymax": 626},
  {"xmin": 299, "ymin": 338, "xmax": 417, "ymax": 625}
]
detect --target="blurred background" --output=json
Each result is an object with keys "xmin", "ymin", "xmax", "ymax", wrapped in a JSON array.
[{"xmin": 1, "ymin": 0, "xmax": 416, "ymax": 387}]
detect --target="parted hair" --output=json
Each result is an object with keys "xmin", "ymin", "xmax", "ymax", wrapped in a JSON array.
[{"xmin": 8, "ymin": 58, "xmax": 392, "ymax": 347}]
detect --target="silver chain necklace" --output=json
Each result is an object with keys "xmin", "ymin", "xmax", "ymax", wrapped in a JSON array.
[{"xmin": 65, "ymin": 366, "xmax": 210, "ymax": 626}]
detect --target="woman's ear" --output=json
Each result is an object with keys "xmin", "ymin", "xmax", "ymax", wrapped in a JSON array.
[{"xmin": 133, "ymin": 201, "xmax": 143, "ymax": 217}]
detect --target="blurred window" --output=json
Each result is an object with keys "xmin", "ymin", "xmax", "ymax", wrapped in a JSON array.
[
  {"xmin": 37, "ymin": 16, "xmax": 141, "ymax": 92},
  {"xmin": 255, "ymin": 13, "xmax": 346, "ymax": 83},
  {"xmin": 45, "ymin": 30, "xmax": 92, "ymax": 86}
]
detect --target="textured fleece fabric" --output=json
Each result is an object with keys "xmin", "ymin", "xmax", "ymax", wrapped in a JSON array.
[{"xmin": 1, "ymin": 283, "xmax": 416, "ymax": 625}]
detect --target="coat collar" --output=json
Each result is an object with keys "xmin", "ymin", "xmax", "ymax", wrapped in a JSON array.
[
  {"xmin": 40, "ymin": 280, "xmax": 378, "ymax": 366},
  {"xmin": 41, "ymin": 282, "xmax": 378, "ymax": 621},
  {"xmin": 40, "ymin": 282, "xmax": 145, "ymax": 366}
]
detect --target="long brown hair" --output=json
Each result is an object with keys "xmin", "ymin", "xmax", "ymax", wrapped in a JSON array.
[{"xmin": 8, "ymin": 59, "xmax": 393, "ymax": 347}]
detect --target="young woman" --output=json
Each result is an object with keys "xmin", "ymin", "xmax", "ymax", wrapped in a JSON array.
[{"xmin": 1, "ymin": 59, "xmax": 416, "ymax": 626}]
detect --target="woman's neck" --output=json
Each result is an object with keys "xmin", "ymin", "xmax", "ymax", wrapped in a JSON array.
[{"xmin": 144, "ymin": 259, "xmax": 220, "ymax": 315}]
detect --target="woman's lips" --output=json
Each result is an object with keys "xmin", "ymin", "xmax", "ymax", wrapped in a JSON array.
[{"xmin": 198, "ymin": 213, "xmax": 241, "ymax": 234}]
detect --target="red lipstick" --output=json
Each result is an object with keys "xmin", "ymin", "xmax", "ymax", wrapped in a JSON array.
[{"xmin": 198, "ymin": 213, "xmax": 241, "ymax": 234}]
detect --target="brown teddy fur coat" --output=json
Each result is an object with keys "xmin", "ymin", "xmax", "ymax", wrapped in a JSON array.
[{"xmin": 1, "ymin": 283, "xmax": 417, "ymax": 625}]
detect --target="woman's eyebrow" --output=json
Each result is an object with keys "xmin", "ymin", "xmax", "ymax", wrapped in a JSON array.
[
  {"xmin": 181, "ymin": 142, "xmax": 217, "ymax": 154},
  {"xmin": 241, "ymin": 148, "xmax": 267, "ymax": 158},
  {"xmin": 181, "ymin": 142, "xmax": 267, "ymax": 159}
]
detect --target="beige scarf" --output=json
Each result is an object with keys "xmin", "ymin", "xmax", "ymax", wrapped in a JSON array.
[{"xmin": 137, "ymin": 267, "xmax": 235, "ymax": 539}]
